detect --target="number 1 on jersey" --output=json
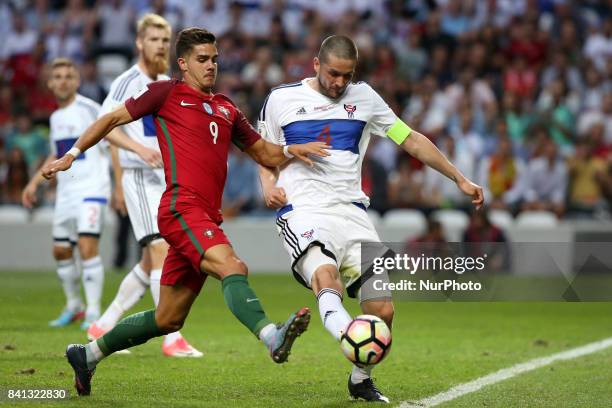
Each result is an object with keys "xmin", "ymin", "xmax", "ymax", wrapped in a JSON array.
[{"xmin": 209, "ymin": 121, "xmax": 218, "ymax": 144}]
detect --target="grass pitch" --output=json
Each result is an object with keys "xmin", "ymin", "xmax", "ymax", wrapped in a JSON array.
[{"xmin": 1, "ymin": 271, "xmax": 612, "ymax": 407}]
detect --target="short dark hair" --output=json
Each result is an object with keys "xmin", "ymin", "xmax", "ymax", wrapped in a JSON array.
[
  {"xmin": 175, "ymin": 28, "xmax": 216, "ymax": 58},
  {"xmin": 318, "ymin": 35, "xmax": 358, "ymax": 63}
]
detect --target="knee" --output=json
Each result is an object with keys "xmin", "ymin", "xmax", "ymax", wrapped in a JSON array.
[
  {"xmin": 53, "ymin": 246, "xmax": 73, "ymax": 261},
  {"xmin": 155, "ymin": 312, "xmax": 184, "ymax": 334},
  {"xmin": 204, "ymin": 255, "xmax": 248, "ymax": 279}
]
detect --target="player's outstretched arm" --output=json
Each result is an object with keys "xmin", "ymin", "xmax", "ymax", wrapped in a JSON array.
[
  {"xmin": 245, "ymin": 139, "xmax": 330, "ymax": 168},
  {"xmin": 41, "ymin": 106, "xmax": 134, "ymax": 179},
  {"xmin": 401, "ymin": 130, "xmax": 484, "ymax": 209},
  {"xmin": 21, "ymin": 154, "xmax": 57, "ymax": 208},
  {"xmin": 258, "ymin": 165, "xmax": 287, "ymax": 209}
]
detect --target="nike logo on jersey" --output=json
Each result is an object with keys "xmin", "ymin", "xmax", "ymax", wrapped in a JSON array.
[
  {"xmin": 180, "ymin": 100, "xmax": 196, "ymax": 106},
  {"xmin": 246, "ymin": 298, "xmax": 259, "ymax": 303}
]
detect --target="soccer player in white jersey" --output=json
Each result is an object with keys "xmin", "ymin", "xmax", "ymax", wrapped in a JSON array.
[
  {"xmin": 258, "ymin": 36, "xmax": 484, "ymax": 403},
  {"xmin": 22, "ymin": 58, "xmax": 109, "ymax": 330},
  {"xmin": 86, "ymin": 13, "xmax": 202, "ymax": 358}
]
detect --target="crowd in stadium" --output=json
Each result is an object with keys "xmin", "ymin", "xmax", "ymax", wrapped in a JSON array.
[{"xmin": 1, "ymin": 0, "xmax": 611, "ymax": 219}]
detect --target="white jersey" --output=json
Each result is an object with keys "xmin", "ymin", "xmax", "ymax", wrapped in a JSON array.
[
  {"xmin": 100, "ymin": 64, "xmax": 169, "ymax": 169},
  {"xmin": 49, "ymin": 94, "xmax": 110, "ymax": 200},
  {"xmin": 258, "ymin": 78, "xmax": 399, "ymax": 210}
]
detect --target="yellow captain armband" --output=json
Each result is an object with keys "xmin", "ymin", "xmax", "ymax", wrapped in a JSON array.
[{"xmin": 386, "ymin": 119, "xmax": 412, "ymax": 145}]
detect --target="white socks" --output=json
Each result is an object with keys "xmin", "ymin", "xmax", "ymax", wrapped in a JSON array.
[
  {"xmin": 57, "ymin": 258, "xmax": 82, "ymax": 312},
  {"xmin": 317, "ymin": 288, "xmax": 352, "ymax": 341},
  {"xmin": 81, "ymin": 256, "xmax": 104, "ymax": 318},
  {"xmin": 351, "ymin": 365, "xmax": 373, "ymax": 384},
  {"xmin": 150, "ymin": 268, "xmax": 182, "ymax": 344},
  {"xmin": 96, "ymin": 264, "xmax": 149, "ymax": 330}
]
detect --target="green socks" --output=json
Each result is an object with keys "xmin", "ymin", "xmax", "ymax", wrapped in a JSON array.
[
  {"xmin": 222, "ymin": 274, "xmax": 272, "ymax": 336},
  {"xmin": 96, "ymin": 309, "xmax": 163, "ymax": 356}
]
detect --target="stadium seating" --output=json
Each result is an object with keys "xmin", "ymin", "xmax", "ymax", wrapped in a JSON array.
[
  {"xmin": 367, "ymin": 209, "xmax": 382, "ymax": 225},
  {"xmin": 431, "ymin": 209, "xmax": 469, "ymax": 241},
  {"xmin": 488, "ymin": 209, "xmax": 514, "ymax": 230},
  {"xmin": 31, "ymin": 206, "xmax": 55, "ymax": 224},
  {"xmin": 515, "ymin": 210, "xmax": 558, "ymax": 228},
  {"xmin": 382, "ymin": 209, "xmax": 427, "ymax": 235},
  {"xmin": 0, "ymin": 206, "xmax": 30, "ymax": 223}
]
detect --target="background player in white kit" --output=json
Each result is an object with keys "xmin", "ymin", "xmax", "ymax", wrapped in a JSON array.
[
  {"xmin": 22, "ymin": 58, "xmax": 109, "ymax": 329},
  {"xmin": 258, "ymin": 36, "xmax": 484, "ymax": 403},
  {"xmin": 85, "ymin": 13, "xmax": 202, "ymax": 358}
]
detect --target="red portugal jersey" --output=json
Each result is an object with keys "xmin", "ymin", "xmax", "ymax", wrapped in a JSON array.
[{"xmin": 124, "ymin": 79, "xmax": 261, "ymax": 224}]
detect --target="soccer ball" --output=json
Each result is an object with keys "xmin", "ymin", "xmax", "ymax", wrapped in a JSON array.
[{"xmin": 340, "ymin": 314, "xmax": 392, "ymax": 367}]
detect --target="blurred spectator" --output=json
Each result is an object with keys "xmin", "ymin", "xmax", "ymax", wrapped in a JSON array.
[
  {"xmin": 578, "ymin": 92, "xmax": 612, "ymax": 144},
  {"xmin": 509, "ymin": 138, "xmax": 568, "ymax": 217},
  {"xmin": 423, "ymin": 136, "xmax": 475, "ymax": 209},
  {"xmin": 541, "ymin": 49, "xmax": 583, "ymax": 94},
  {"xmin": 78, "ymin": 58, "xmax": 106, "ymax": 103},
  {"xmin": 27, "ymin": 74, "xmax": 58, "ymax": 125},
  {"xmin": 402, "ymin": 75, "xmax": 447, "ymax": 139},
  {"xmin": 241, "ymin": 47, "xmax": 284, "ymax": 87},
  {"xmin": 462, "ymin": 209, "xmax": 509, "ymax": 272},
  {"xmin": 94, "ymin": 0, "xmax": 135, "ymax": 60},
  {"xmin": 449, "ymin": 105, "xmax": 485, "ymax": 162},
  {"xmin": 583, "ymin": 18, "xmax": 612, "ymax": 73},
  {"xmin": 185, "ymin": 0, "xmax": 231, "ymax": 39},
  {"xmin": 503, "ymin": 56, "xmax": 537, "ymax": 100},
  {"xmin": 445, "ymin": 66, "xmax": 497, "ymax": 121},
  {"xmin": 388, "ymin": 154, "xmax": 424, "ymax": 209},
  {"xmin": 1, "ymin": 148, "xmax": 29, "ymax": 205},
  {"xmin": 581, "ymin": 64, "xmax": 611, "ymax": 112},
  {"xmin": 5, "ymin": 114, "xmax": 48, "ymax": 173},
  {"xmin": 536, "ymin": 79, "xmax": 576, "ymax": 151},
  {"xmin": 2, "ymin": 12, "xmax": 37, "ymax": 61},
  {"xmin": 567, "ymin": 139, "xmax": 606, "ymax": 215},
  {"xmin": 501, "ymin": 92, "xmax": 532, "ymax": 148},
  {"xmin": 222, "ymin": 147, "xmax": 259, "ymax": 218},
  {"xmin": 478, "ymin": 136, "xmax": 524, "ymax": 209}
]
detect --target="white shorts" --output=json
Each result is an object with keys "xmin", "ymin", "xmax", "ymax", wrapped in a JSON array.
[
  {"xmin": 276, "ymin": 202, "xmax": 390, "ymax": 300},
  {"xmin": 53, "ymin": 197, "xmax": 107, "ymax": 246},
  {"xmin": 122, "ymin": 168, "xmax": 165, "ymax": 246}
]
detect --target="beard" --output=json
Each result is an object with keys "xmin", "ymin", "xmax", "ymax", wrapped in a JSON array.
[{"xmin": 144, "ymin": 51, "xmax": 169, "ymax": 75}]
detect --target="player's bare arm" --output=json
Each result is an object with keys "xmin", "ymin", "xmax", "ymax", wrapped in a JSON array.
[
  {"xmin": 21, "ymin": 153, "xmax": 57, "ymax": 208},
  {"xmin": 245, "ymin": 139, "xmax": 330, "ymax": 168},
  {"xmin": 105, "ymin": 127, "xmax": 163, "ymax": 168},
  {"xmin": 258, "ymin": 165, "xmax": 287, "ymax": 209},
  {"xmin": 42, "ymin": 105, "xmax": 134, "ymax": 179},
  {"xmin": 401, "ymin": 130, "xmax": 484, "ymax": 209}
]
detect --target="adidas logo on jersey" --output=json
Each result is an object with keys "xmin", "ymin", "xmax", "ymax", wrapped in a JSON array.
[{"xmin": 296, "ymin": 107, "xmax": 307, "ymax": 115}]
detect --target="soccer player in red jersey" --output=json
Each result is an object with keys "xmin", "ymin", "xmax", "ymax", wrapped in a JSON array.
[{"xmin": 42, "ymin": 28, "xmax": 330, "ymax": 396}]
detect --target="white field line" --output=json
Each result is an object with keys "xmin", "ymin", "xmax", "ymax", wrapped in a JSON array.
[{"xmin": 398, "ymin": 336, "xmax": 612, "ymax": 408}]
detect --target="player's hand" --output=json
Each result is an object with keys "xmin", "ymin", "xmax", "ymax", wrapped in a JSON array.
[
  {"xmin": 41, "ymin": 155, "xmax": 74, "ymax": 180},
  {"xmin": 21, "ymin": 183, "xmax": 38, "ymax": 209},
  {"xmin": 136, "ymin": 146, "xmax": 163, "ymax": 168},
  {"xmin": 457, "ymin": 177, "xmax": 484, "ymax": 210},
  {"xmin": 288, "ymin": 142, "xmax": 330, "ymax": 167},
  {"xmin": 112, "ymin": 186, "xmax": 128, "ymax": 216},
  {"xmin": 263, "ymin": 187, "xmax": 287, "ymax": 209}
]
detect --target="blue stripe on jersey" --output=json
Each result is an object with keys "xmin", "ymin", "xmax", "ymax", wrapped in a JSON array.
[
  {"xmin": 83, "ymin": 197, "xmax": 108, "ymax": 204},
  {"xmin": 55, "ymin": 138, "xmax": 85, "ymax": 160},
  {"xmin": 282, "ymin": 119, "xmax": 366, "ymax": 154},
  {"xmin": 143, "ymin": 114, "xmax": 157, "ymax": 137}
]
